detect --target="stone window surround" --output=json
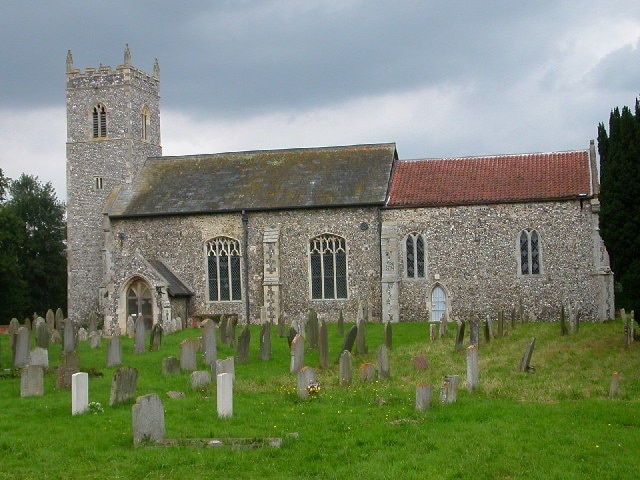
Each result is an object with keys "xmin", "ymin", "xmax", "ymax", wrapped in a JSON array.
[
  {"xmin": 205, "ymin": 236, "xmax": 243, "ymax": 303},
  {"xmin": 308, "ymin": 232, "xmax": 349, "ymax": 301},
  {"xmin": 91, "ymin": 103, "xmax": 107, "ymax": 139},
  {"xmin": 403, "ymin": 232, "xmax": 427, "ymax": 280},
  {"xmin": 517, "ymin": 228, "xmax": 543, "ymax": 276},
  {"xmin": 141, "ymin": 106, "xmax": 150, "ymax": 141}
]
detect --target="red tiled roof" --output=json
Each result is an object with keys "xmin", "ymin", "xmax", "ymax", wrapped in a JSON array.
[{"xmin": 388, "ymin": 150, "xmax": 592, "ymax": 207}]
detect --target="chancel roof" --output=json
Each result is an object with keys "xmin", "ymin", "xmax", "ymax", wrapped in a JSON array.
[
  {"xmin": 108, "ymin": 143, "xmax": 397, "ymax": 218},
  {"xmin": 387, "ymin": 150, "xmax": 593, "ymax": 208}
]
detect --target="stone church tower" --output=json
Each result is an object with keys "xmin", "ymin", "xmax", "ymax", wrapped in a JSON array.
[{"xmin": 65, "ymin": 46, "xmax": 161, "ymax": 324}]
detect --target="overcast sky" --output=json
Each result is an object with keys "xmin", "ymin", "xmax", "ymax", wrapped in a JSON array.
[{"xmin": 0, "ymin": 0, "xmax": 639, "ymax": 201}]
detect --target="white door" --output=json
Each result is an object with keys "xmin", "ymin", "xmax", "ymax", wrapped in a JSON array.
[{"xmin": 431, "ymin": 286, "xmax": 446, "ymax": 322}]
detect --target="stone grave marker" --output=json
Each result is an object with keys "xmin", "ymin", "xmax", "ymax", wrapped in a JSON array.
[
  {"xmin": 287, "ymin": 326, "xmax": 297, "ymax": 348},
  {"xmin": 109, "ymin": 366, "xmax": 138, "ymax": 406},
  {"xmin": 260, "ymin": 323, "xmax": 271, "ymax": 361},
  {"xmin": 296, "ymin": 366, "xmax": 318, "ymax": 399},
  {"xmin": 45, "ymin": 309, "xmax": 55, "ymax": 331},
  {"xmin": 277, "ymin": 312, "xmax": 286, "ymax": 338},
  {"xmin": 134, "ymin": 317, "xmax": 146, "ymax": 354},
  {"xmin": 63, "ymin": 350, "xmax": 80, "ymax": 369},
  {"xmin": 29, "ymin": 347, "xmax": 49, "ymax": 368},
  {"xmin": 440, "ymin": 375, "xmax": 459, "ymax": 403},
  {"xmin": 415, "ymin": 384, "xmax": 433, "ymax": 412},
  {"xmin": 236, "ymin": 325, "xmax": 250, "ymax": 363},
  {"xmin": 106, "ymin": 336, "xmax": 122, "ymax": 367},
  {"xmin": 384, "ymin": 322, "xmax": 392, "ymax": 350},
  {"xmin": 50, "ymin": 329, "xmax": 61, "ymax": 344},
  {"xmin": 77, "ymin": 327, "xmax": 88, "ymax": 342},
  {"xmin": 132, "ymin": 393, "xmax": 165, "ymax": 446},
  {"xmin": 14, "ymin": 326, "xmax": 30, "ymax": 367},
  {"xmin": 469, "ymin": 320, "xmax": 479, "ymax": 346},
  {"xmin": 62, "ymin": 318, "xmax": 76, "ymax": 354},
  {"xmin": 21, "ymin": 365, "xmax": 44, "ymax": 397},
  {"xmin": 55, "ymin": 308, "xmax": 64, "ymax": 331},
  {"xmin": 497, "ymin": 310, "xmax": 505, "ymax": 337},
  {"xmin": 306, "ymin": 309, "xmax": 318, "ymax": 349},
  {"xmin": 219, "ymin": 315, "xmax": 228, "ymax": 345},
  {"xmin": 412, "ymin": 354, "xmax": 428, "ymax": 371},
  {"xmin": 72, "ymin": 372, "xmax": 89, "ymax": 415},
  {"xmin": 201, "ymin": 319, "xmax": 217, "ymax": 367},
  {"xmin": 609, "ymin": 371, "xmax": 620, "ymax": 399},
  {"xmin": 215, "ymin": 356, "xmax": 235, "ymax": 381},
  {"xmin": 340, "ymin": 325, "xmax": 358, "ymax": 356},
  {"xmin": 8, "ymin": 318, "xmax": 20, "ymax": 338},
  {"xmin": 162, "ymin": 356, "xmax": 180, "ymax": 376},
  {"xmin": 126, "ymin": 316, "xmax": 135, "ymax": 338},
  {"xmin": 179, "ymin": 338, "xmax": 199, "ymax": 371},
  {"xmin": 356, "ymin": 318, "xmax": 367, "ymax": 354},
  {"xmin": 36, "ymin": 322, "xmax": 50, "ymax": 349},
  {"xmin": 467, "ymin": 344, "xmax": 479, "ymax": 392},
  {"xmin": 150, "ymin": 324, "xmax": 163, "ymax": 351},
  {"xmin": 337, "ymin": 309, "xmax": 344, "ymax": 337},
  {"xmin": 89, "ymin": 331, "xmax": 101, "ymax": 349},
  {"xmin": 290, "ymin": 334, "xmax": 304, "ymax": 373},
  {"xmin": 519, "ymin": 337, "xmax": 536, "ymax": 372},
  {"xmin": 359, "ymin": 363, "xmax": 375, "ymax": 382},
  {"xmin": 377, "ymin": 345, "xmax": 390, "ymax": 380},
  {"xmin": 339, "ymin": 350, "xmax": 353, "ymax": 385},
  {"xmin": 454, "ymin": 321, "xmax": 465, "ymax": 351},
  {"xmin": 318, "ymin": 320, "xmax": 328, "ymax": 369},
  {"xmin": 190, "ymin": 370, "xmax": 212, "ymax": 390},
  {"xmin": 56, "ymin": 365, "xmax": 78, "ymax": 390},
  {"xmin": 439, "ymin": 318, "xmax": 447, "ymax": 337},
  {"xmin": 217, "ymin": 373, "xmax": 233, "ymax": 418},
  {"xmin": 429, "ymin": 323, "xmax": 437, "ymax": 341},
  {"xmin": 88, "ymin": 310, "xmax": 97, "ymax": 334},
  {"xmin": 483, "ymin": 320, "xmax": 491, "ymax": 344},
  {"xmin": 227, "ymin": 317, "xmax": 237, "ymax": 347}
]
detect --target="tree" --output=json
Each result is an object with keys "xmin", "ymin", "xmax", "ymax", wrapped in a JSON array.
[
  {"xmin": 597, "ymin": 98, "xmax": 640, "ymax": 309},
  {"xmin": 2, "ymin": 173, "xmax": 67, "ymax": 319}
]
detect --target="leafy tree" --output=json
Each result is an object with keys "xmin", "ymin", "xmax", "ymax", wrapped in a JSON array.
[
  {"xmin": 1, "ymin": 173, "xmax": 67, "ymax": 319},
  {"xmin": 597, "ymin": 98, "xmax": 640, "ymax": 309}
]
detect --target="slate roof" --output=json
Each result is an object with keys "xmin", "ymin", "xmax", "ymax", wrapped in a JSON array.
[
  {"xmin": 108, "ymin": 143, "xmax": 397, "ymax": 218},
  {"xmin": 387, "ymin": 150, "xmax": 593, "ymax": 207},
  {"xmin": 148, "ymin": 259, "xmax": 193, "ymax": 297}
]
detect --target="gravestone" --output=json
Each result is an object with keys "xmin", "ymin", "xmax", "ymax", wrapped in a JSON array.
[
  {"xmin": 215, "ymin": 356, "xmax": 235, "ymax": 381},
  {"xmin": 179, "ymin": 338, "xmax": 199, "ymax": 371},
  {"xmin": 467, "ymin": 344, "xmax": 479, "ymax": 392},
  {"xmin": 497, "ymin": 310, "xmax": 505, "ymax": 338},
  {"xmin": 21, "ymin": 365, "xmax": 44, "ymax": 397},
  {"xmin": 340, "ymin": 325, "xmax": 358, "ymax": 355},
  {"xmin": 62, "ymin": 318, "xmax": 76, "ymax": 354},
  {"xmin": 469, "ymin": 320, "xmax": 479, "ymax": 346},
  {"xmin": 36, "ymin": 322, "xmax": 50, "ymax": 349},
  {"xmin": 560, "ymin": 305, "xmax": 568, "ymax": 336},
  {"xmin": 45, "ymin": 309, "xmax": 55, "ymax": 331},
  {"xmin": 277, "ymin": 312, "xmax": 286, "ymax": 338},
  {"xmin": 77, "ymin": 327, "xmax": 88, "ymax": 342},
  {"xmin": 337, "ymin": 309, "xmax": 345, "ymax": 337},
  {"xmin": 63, "ymin": 350, "xmax": 80, "ymax": 369},
  {"xmin": 49, "ymin": 329, "xmax": 61, "ymax": 345},
  {"xmin": 260, "ymin": 323, "xmax": 271, "ymax": 361},
  {"xmin": 89, "ymin": 331, "xmax": 101, "ymax": 349},
  {"xmin": 287, "ymin": 327, "xmax": 297, "ymax": 348},
  {"xmin": 72, "ymin": 372, "xmax": 89, "ymax": 415},
  {"xmin": 219, "ymin": 315, "xmax": 228, "ymax": 345},
  {"xmin": 415, "ymin": 384, "xmax": 433, "ymax": 412},
  {"xmin": 150, "ymin": 324, "xmax": 163, "ymax": 351},
  {"xmin": 126, "ymin": 316, "xmax": 135, "ymax": 338},
  {"xmin": 339, "ymin": 350, "xmax": 353, "ymax": 385},
  {"xmin": 134, "ymin": 317, "xmax": 146, "ymax": 354},
  {"xmin": 290, "ymin": 334, "xmax": 304, "ymax": 373},
  {"xmin": 8, "ymin": 318, "xmax": 20, "ymax": 337},
  {"xmin": 190, "ymin": 370, "xmax": 212, "ymax": 390},
  {"xmin": 227, "ymin": 317, "xmax": 237, "ymax": 347},
  {"xmin": 56, "ymin": 365, "xmax": 78, "ymax": 390},
  {"xmin": 109, "ymin": 366, "xmax": 138, "ymax": 406},
  {"xmin": 356, "ymin": 318, "xmax": 367, "ymax": 354},
  {"xmin": 236, "ymin": 325, "xmax": 250, "ymax": 363},
  {"xmin": 162, "ymin": 356, "xmax": 180, "ymax": 376},
  {"xmin": 132, "ymin": 393, "xmax": 165, "ymax": 446},
  {"xmin": 55, "ymin": 308, "xmax": 64, "ymax": 331},
  {"xmin": 106, "ymin": 336, "xmax": 122, "ymax": 367},
  {"xmin": 318, "ymin": 320, "xmax": 328, "ymax": 369},
  {"xmin": 88, "ymin": 310, "xmax": 98, "ymax": 334},
  {"xmin": 14, "ymin": 327, "xmax": 30, "ymax": 367},
  {"xmin": 440, "ymin": 375, "xmax": 459, "ymax": 403},
  {"xmin": 359, "ymin": 363, "xmax": 375, "ymax": 382},
  {"xmin": 483, "ymin": 320, "xmax": 491, "ymax": 344},
  {"xmin": 296, "ymin": 366, "xmax": 318, "ymax": 399},
  {"xmin": 217, "ymin": 373, "xmax": 233, "ymax": 418},
  {"xmin": 519, "ymin": 337, "xmax": 536, "ymax": 372},
  {"xmin": 429, "ymin": 323, "xmax": 438, "ymax": 341},
  {"xmin": 306, "ymin": 309, "xmax": 318, "ymax": 349},
  {"xmin": 29, "ymin": 347, "xmax": 49, "ymax": 368},
  {"xmin": 201, "ymin": 319, "xmax": 217, "ymax": 367},
  {"xmin": 454, "ymin": 321, "xmax": 465, "ymax": 351},
  {"xmin": 609, "ymin": 371, "xmax": 620, "ymax": 399},
  {"xmin": 24, "ymin": 317, "xmax": 31, "ymax": 331},
  {"xmin": 412, "ymin": 355, "xmax": 428, "ymax": 371},
  {"xmin": 377, "ymin": 345, "xmax": 390, "ymax": 380},
  {"xmin": 384, "ymin": 322, "xmax": 392, "ymax": 350},
  {"xmin": 439, "ymin": 318, "xmax": 447, "ymax": 337}
]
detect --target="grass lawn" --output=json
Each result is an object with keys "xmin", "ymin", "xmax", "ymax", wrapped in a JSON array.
[{"xmin": 0, "ymin": 318, "xmax": 638, "ymax": 479}]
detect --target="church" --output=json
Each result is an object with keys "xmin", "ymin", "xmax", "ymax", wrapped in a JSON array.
[{"xmin": 65, "ymin": 47, "xmax": 614, "ymax": 334}]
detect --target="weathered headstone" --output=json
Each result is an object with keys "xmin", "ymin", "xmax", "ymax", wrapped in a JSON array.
[
  {"xmin": 439, "ymin": 317, "xmax": 447, "ymax": 337},
  {"xmin": 296, "ymin": 366, "xmax": 318, "ymax": 399},
  {"xmin": 134, "ymin": 317, "xmax": 146, "ymax": 354},
  {"xmin": 412, "ymin": 355, "xmax": 428, "ymax": 371},
  {"xmin": 179, "ymin": 338, "xmax": 199, "ymax": 371},
  {"xmin": 440, "ymin": 375, "xmax": 459, "ymax": 403},
  {"xmin": 260, "ymin": 323, "xmax": 271, "ymax": 361},
  {"xmin": 132, "ymin": 393, "xmax": 165, "ymax": 446},
  {"xmin": 8, "ymin": 318, "xmax": 20, "ymax": 338},
  {"xmin": 377, "ymin": 345, "xmax": 390, "ymax": 380},
  {"xmin": 45, "ymin": 309, "xmax": 55, "ymax": 331},
  {"xmin": 162, "ymin": 356, "xmax": 180, "ymax": 376},
  {"xmin": 72, "ymin": 372, "xmax": 89, "ymax": 415},
  {"xmin": 236, "ymin": 325, "xmax": 250, "ymax": 363},
  {"xmin": 337, "ymin": 309, "xmax": 344, "ymax": 337},
  {"xmin": 36, "ymin": 322, "xmax": 50, "ymax": 349},
  {"xmin": 201, "ymin": 319, "xmax": 218, "ymax": 367},
  {"xmin": 77, "ymin": 327, "xmax": 88, "ymax": 342},
  {"xmin": 14, "ymin": 327, "xmax": 30, "ymax": 367},
  {"xmin": 359, "ymin": 363, "xmax": 376, "ymax": 382},
  {"xmin": 469, "ymin": 320, "xmax": 479, "ymax": 346},
  {"xmin": 49, "ymin": 329, "xmax": 61, "ymax": 345},
  {"xmin": 88, "ymin": 310, "xmax": 98, "ymax": 334},
  {"xmin": 497, "ymin": 310, "xmax": 504, "ymax": 338},
  {"xmin": 55, "ymin": 308, "xmax": 64, "ymax": 331},
  {"xmin": 356, "ymin": 318, "xmax": 367, "ymax": 354},
  {"xmin": 150, "ymin": 324, "xmax": 163, "ymax": 351},
  {"xmin": 467, "ymin": 344, "xmax": 479, "ymax": 392},
  {"xmin": 62, "ymin": 350, "xmax": 80, "ymax": 370},
  {"xmin": 560, "ymin": 305, "xmax": 568, "ymax": 336},
  {"xmin": 519, "ymin": 337, "xmax": 536, "ymax": 372},
  {"xmin": 190, "ymin": 370, "xmax": 212, "ymax": 390},
  {"xmin": 384, "ymin": 322, "xmax": 392, "ymax": 350},
  {"xmin": 29, "ymin": 347, "xmax": 49, "ymax": 368},
  {"xmin": 217, "ymin": 373, "xmax": 233, "ymax": 418},
  {"xmin": 126, "ymin": 316, "xmax": 135, "ymax": 338},
  {"xmin": 219, "ymin": 315, "xmax": 228, "ymax": 345},
  {"xmin": 415, "ymin": 384, "xmax": 433, "ymax": 412},
  {"xmin": 109, "ymin": 366, "xmax": 138, "ymax": 406},
  {"xmin": 287, "ymin": 326, "xmax": 297, "ymax": 348},
  {"xmin": 306, "ymin": 309, "xmax": 318, "ymax": 349},
  {"xmin": 609, "ymin": 371, "xmax": 620, "ymax": 399},
  {"xmin": 227, "ymin": 317, "xmax": 237, "ymax": 347},
  {"xmin": 62, "ymin": 318, "xmax": 76, "ymax": 354},
  {"xmin": 277, "ymin": 312, "xmax": 286, "ymax": 338},
  {"xmin": 215, "ymin": 356, "xmax": 235, "ymax": 382},
  {"xmin": 454, "ymin": 321, "xmax": 465, "ymax": 351},
  {"xmin": 290, "ymin": 334, "xmax": 304, "ymax": 373},
  {"xmin": 21, "ymin": 365, "xmax": 44, "ymax": 397},
  {"xmin": 89, "ymin": 331, "xmax": 101, "ymax": 349},
  {"xmin": 318, "ymin": 320, "xmax": 328, "ymax": 369},
  {"xmin": 106, "ymin": 336, "xmax": 122, "ymax": 367},
  {"xmin": 483, "ymin": 320, "xmax": 491, "ymax": 344},
  {"xmin": 339, "ymin": 350, "xmax": 353, "ymax": 385},
  {"xmin": 56, "ymin": 365, "xmax": 78, "ymax": 390},
  {"xmin": 430, "ymin": 323, "xmax": 438, "ymax": 341},
  {"xmin": 340, "ymin": 325, "xmax": 358, "ymax": 355}
]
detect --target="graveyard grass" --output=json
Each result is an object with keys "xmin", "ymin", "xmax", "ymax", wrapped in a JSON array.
[{"xmin": 1, "ymin": 319, "xmax": 639, "ymax": 479}]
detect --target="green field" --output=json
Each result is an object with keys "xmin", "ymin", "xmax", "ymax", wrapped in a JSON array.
[{"xmin": 1, "ymin": 319, "xmax": 638, "ymax": 479}]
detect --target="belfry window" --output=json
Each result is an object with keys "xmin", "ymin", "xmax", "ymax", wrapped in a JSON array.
[
  {"xmin": 309, "ymin": 234, "xmax": 347, "ymax": 299},
  {"xmin": 92, "ymin": 104, "xmax": 107, "ymax": 138},
  {"xmin": 405, "ymin": 233, "xmax": 425, "ymax": 278},
  {"xmin": 519, "ymin": 229, "xmax": 541, "ymax": 275},
  {"xmin": 141, "ymin": 107, "xmax": 150, "ymax": 140},
  {"xmin": 207, "ymin": 237, "xmax": 242, "ymax": 301}
]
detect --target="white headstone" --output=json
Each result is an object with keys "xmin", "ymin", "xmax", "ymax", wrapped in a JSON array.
[
  {"xmin": 217, "ymin": 373, "xmax": 233, "ymax": 418},
  {"xmin": 72, "ymin": 372, "xmax": 89, "ymax": 415}
]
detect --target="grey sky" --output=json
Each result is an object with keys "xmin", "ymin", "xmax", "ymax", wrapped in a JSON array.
[{"xmin": 0, "ymin": 0, "xmax": 639, "ymax": 200}]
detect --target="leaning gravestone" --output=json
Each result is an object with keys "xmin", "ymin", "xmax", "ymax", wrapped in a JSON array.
[
  {"xmin": 201, "ymin": 319, "xmax": 217, "ymax": 367},
  {"xmin": 227, "ymin": 317, "xmax": 237, "ymax": 347},
  {"xmin": 318, "ymin": 320, "xmax": 328, "ymax": 369},
  {"xmin": 72, "ymin": 372, "xmax": 89, "ymax": 415},
  {"xmin": 21, "ymin": 365, "xmax": 44, "ymax": 397},
  {"xmin": 8, "ymin": 318, "xmax": 20, "ymax": 337},
  {"xmin": 290, "ymin": 334, "xmax": 305, "ymax": 373},
  {"xmin": 162, "ymin": 357, "xmax": 180, "ymax": 376},
  {"xmin": 134, "ymin": 317, "xmax": 146, "ymax": 354},
  {"xmin": 296, "ymin": 366, "xmax": 318, "ymax": 400},
  {"xmin": 36, "ymin": 322, "xmax": 50, "ymax": 349},
  {"xmin": 339, "ymin": 350, "xmax": 353, "ymax": 385},
  {"xmin": 132, "ymin": 393, "xmax": 165, "ymax": 446},
  {"xmin": 412, "ymin": 355, "xmax": 429, "ymax": 371},
  {"xmin": 106, "ymin": 337, "xmax": 122, "ymax": 367},
  {"xmin": 179, "ymin": 338, "xmax": 199, "ymax": 371},
  {"xmin": 260, "ymin": 323, "xmax": 271, "ymax": 361},
  {"xmin": 109, "ymin": 366, "xmax": 138, "ymax": 406},
  {"xmin": 287, "ymin": 327, "xmax": 297, "ymax": 348},
  {"xmin": 454, "ymin": 321, "xmax": 465, "ymax": 351},
  {"xmin": 150, "ymin": 324, "xmax": 163, "ymax": 351},
  {"xmin": 13, "ymin": 327, "xmax": 30, "ymax": 367},
  {"xmin": 519, "ymin": 337, "xmax": 536, "ymax": 372},
  {"xmin": 236, "ymin": 325, "xmax": 250, "ymax": 363},
  {"xmin": 377, "ymin": 345, "xmax": 390, "ymax": 380},
  {"xmin": 340, "ymin": 325, "xmax": 358, "ymax": 356}
]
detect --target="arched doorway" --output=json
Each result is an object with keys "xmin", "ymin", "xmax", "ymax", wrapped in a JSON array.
[
  {"xmin": 126, "ymin": 278, "xmax": 154, "ymax": 330},
  {"xmin": 431, "ymin": 285, "xmax": 447, "ymax": 322}
]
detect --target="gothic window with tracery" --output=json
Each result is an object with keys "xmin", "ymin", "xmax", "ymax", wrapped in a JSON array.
[
  {"xmin": 519, "ymin": 229, "xmax": 541, "ymax": 275},
  {"xmin": 405, "ymin": 233, "xmax": 425, "ymax": 278},
  {"xmin": 92, "ymin": 104, "xmax": 107, "ymax": 138},
  {"xmin": 207, "ymin": 237, "xmax": 242, "ymax": 301},
  {"xmin": 309, "ymin": 234, "xmax": 347, "ymax": 299}
]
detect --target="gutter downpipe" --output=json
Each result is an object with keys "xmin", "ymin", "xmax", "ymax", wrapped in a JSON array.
[{"xmin": 242, "ymin": 210, "xmax": 250, "ymax": 325}]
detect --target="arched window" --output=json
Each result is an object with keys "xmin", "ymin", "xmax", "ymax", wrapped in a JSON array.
[
  {"xmin": 207, "ymin": 237, "xmax": 242, "ymax": 301},
  {"xmin": 141, "ymin": 106, "xmax": 150, "ymax": 140},
  {"xmin": 519, "ymin": 229, "xmax": 541, "ymax": 275},
  {"xmin": 405, "ymin": 233, "xmax": 425, "ymax": 278},
  {"xmin": 92, "ymin": 104, "xmax": 107, "ymax": 138},
  {"xmin": 126, "ymin": 278, "xmax": 153, "ymax": 330},
  {"xmin": 431, "ymin": 285, "xmax": 447, "ymax": 322},
  {"xmin": 309, "ymin": 234, "xmax": 347, "ymax": 299}
]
